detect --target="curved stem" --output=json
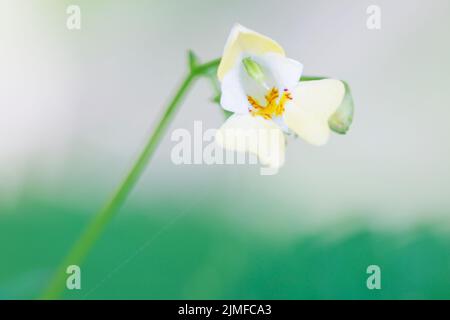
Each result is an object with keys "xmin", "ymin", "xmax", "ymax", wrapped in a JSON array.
[{"xmin": 40, "ymin": 58, "xmax": 221, "ymax": 300}]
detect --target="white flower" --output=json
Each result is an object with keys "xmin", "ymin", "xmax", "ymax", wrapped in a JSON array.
[{"xmin": 215, "ymin": 24, "xmax": 346, "ymax": 169}]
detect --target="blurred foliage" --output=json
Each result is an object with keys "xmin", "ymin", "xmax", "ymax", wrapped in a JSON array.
[{"xmin": 1, "ymin": 195, "xmax": 449, "ymax": 300}]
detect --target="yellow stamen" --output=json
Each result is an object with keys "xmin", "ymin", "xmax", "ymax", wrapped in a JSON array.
[{"xmin": 248, "ymin": 88, "xmax": 292, "ymax": 119}]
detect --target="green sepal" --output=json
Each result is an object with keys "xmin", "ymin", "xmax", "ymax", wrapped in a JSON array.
[{"xmin": 328, "ymin": 81, "xmax": 354, "ymax": 135}]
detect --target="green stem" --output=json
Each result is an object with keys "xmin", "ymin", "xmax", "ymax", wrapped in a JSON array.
[
  {"xmin": 300, "ymin": 76, "xmax": 325, "ymax": 81},
  {"xmin": 40, "ymin": 57, "xmax": 221, "ymax": 300}
]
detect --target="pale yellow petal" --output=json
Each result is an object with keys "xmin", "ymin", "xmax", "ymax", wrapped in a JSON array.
[
  {"xmin": 217, "ymin": 24, "xmax": 285, "ymax": 82},
  {"xmin": 215, "ymin": 114, "xmax": 285, "ymax": 168},
  {"xmin": 284, "ymin": 79, "xmax": 345, "ymax": 146}
]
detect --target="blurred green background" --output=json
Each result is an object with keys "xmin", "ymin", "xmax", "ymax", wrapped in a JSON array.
[{"xmin": 1, "ymin": 0, "xmax": 450, "ymax": 299}]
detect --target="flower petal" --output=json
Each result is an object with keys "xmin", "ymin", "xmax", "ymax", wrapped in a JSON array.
[
  {"xmin": 217, "ymin": 24, "xmax": 285, "ymax": 82},
  {"xmin": 220, "ymin": 65, "xmax": 250, "ymax": 114},
  {"xmin": 253, "ymin": 53, "xmax": 303, "ymax": 90},
  {"xmin": 215, "ymin": 114, "xmax": 285, "ymax": 168},
  {"xmin": 284, "ymin": 79, "xmax": 345, "ymax": 146},
  {"xmin": 220, "ymin": 53, "xmax": 303, "ymax": 114}
]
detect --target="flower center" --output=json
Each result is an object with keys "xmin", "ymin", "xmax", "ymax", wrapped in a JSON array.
[{"xmin": 247, "ymin": 88, "xmax": 292, "ymax": 120}]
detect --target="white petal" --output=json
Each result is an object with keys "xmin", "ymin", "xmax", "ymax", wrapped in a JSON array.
[
  {"xmin": 215, "ymin": 114, "xmax": 285, "ymax": 168},
  {"xmin": 217, "ymin": 24, "xmax": 285, "ymax": 82},
  {"xmin": 220, "ymin": 53, "xmax": 303, "ymax": 114},
  {"xmin": 253, "ymin": 53, "xmax": 303, "ymax": 90},
  {"xmin": 284, "ymin": 79, "xmax": 345, "ymax": 146},
  {"xmin": 220, "ymin": 65, "xmax": 250, "ymax": 114}
]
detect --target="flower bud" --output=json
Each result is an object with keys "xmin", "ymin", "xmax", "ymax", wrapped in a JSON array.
[
  {"xmin": 242, "ymin": 57, "xmax": 267, "ymax": 88},
  {"xmin": 328, "ymin": 81, "xmax": 354, "ymax": 134}
]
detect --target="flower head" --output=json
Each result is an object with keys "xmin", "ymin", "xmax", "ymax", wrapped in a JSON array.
[{"xmin": 215, "ymin": 24, "xmax": 348, "ymax": 170}]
